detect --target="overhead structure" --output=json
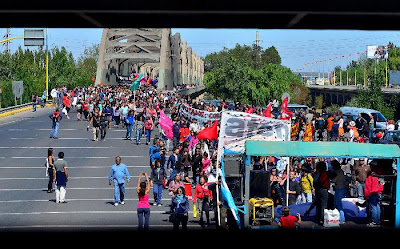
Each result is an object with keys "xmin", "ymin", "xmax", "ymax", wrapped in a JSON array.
[{"xmin": 95, "ymin": 28, "xmax": 204, "ymax": 90}]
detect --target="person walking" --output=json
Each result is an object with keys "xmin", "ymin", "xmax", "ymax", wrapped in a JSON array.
[
  {"xmin": 87, "ymin": 110, "xmax": 101, "ymax": 141},
  {"xmin": 108, "ymin": 156, "xmax": 131, "ymax": 206},
  {"xmin": 137, "ymin": 172, "xmax": 151, "ymax": 230},
  {"xmin": 304, "ymin": 161, "xmax": 330, "ymax": 225},
  {"xmin": 99, "ymin": 113, "xmax": 108, "ymax": 141},
  {"xmin": 135, "ymin": 114, "xmax": 144, "ymax": 145},
  {"xmin": 32, "ymin": 93, "xmax": 38, "ymax": 112},
  {"xmin": 145, "ymin": 116, "xmax": 154, "ymax": 145},
  {"xmin": 49, "ymin": 108, "xmax": 63, "ymax": 139},
  {"xmin": 193, "ymin": 176, "xmax": 211, "ymax": 228},
  {"xmin": 46, "ymin": 148, "xmax": 55, "ymax": 193},
  {"xmin": 53, "ymin": 151, "xmax": 69, "ymax": 204},
  {"xmin": 171, "ymin": 186, "xmax": 190, "ymax": 231},
  {"xmin": 125, "ymin": 110, "xmax": 134, "ymax": 141},
  {"xmin": 114, "ymin": 105, "xmax": 121, "ymax": 126},
  {"xmin": 150, "ymin": 160, "xmax": 167, "ymax": 206}
]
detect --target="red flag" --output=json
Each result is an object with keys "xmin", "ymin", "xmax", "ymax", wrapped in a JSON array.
[
  {"xmin": 280, "ymin": 96, "xmax": 293, "ymax": 120},
  {"xmin": 263, "ymin": 102, "xmax": 272, "ymax": 118},
  {"xmin": 198, "ymin": 121, "xmax": 218, "ymax": 141},
  {"xmin": 245, "ymin": 106, "xmax": 253, "ymax": 114}
]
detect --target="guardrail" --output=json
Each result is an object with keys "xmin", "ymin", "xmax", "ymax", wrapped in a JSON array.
[
  {"xmin": 0, "ymin": 100, "xmax": 54, "ymax": 118},
  {"xmin": 0, "ymin": 102, "xmax": 35, "ymax": 114}
]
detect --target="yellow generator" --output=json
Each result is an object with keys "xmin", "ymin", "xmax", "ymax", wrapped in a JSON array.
[{"xmin": 249, "ymin": 197, "xmax": 274, "ymax": 226}]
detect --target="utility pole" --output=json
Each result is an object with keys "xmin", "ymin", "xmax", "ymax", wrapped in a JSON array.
[
  {"xmin": 3, "ymin": 28, "xmax": 11, "ymax": 53},
  {"xmin": 253, "ymin": 31, "xmax": 262, "ymax": 69}
]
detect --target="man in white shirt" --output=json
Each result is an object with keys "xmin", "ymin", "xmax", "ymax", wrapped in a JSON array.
[{"xmin": 189, "ymin": 119, "xmax": 200, "ymax": 133}]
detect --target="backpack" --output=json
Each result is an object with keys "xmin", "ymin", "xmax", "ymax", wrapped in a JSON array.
[{"xmin": 52, "ymin": 111, "xmax": 60, "ymax": 122}]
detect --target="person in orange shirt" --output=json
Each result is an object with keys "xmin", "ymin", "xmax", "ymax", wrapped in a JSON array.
[{"xmin": 326, "ymin": 113, "xmax": 335, "ymax": 141}]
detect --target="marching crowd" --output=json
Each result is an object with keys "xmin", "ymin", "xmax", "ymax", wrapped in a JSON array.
[
  {"xmin": 42, "ymin": 83, "xmax": 395, "ymax": 230},
  {"xmin": 45, "ymin": 84, "xmax": 226, "ymax": 230}
]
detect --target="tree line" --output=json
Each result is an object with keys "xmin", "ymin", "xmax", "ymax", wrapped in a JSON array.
[
  {"xmin": 203, "ymin": 44, "xmax": 309, "ymax": 107},
  {"xmin": 0, "ymin": 44, "xmax": 98, "ymax": 108}
]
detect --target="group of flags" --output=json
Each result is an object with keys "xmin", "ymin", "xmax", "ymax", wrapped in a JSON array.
[
  {"xmin": 130, "ymin": 73, "xmax": 158, "ymax": 92},
  {"xmin": 158, "ymin": 110, "xmax": 219, "ymax": 142},
  {"xmin": 262, "ymin": 96, "xmax": 293, "ymax": 121}
]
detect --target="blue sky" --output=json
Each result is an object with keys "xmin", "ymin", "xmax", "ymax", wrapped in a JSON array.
[{"xmin": 3, "ymin": 28, "xmax": 400, "ymax": 72}]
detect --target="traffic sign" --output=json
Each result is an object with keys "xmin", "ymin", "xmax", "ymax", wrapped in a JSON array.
[{"xmin": 24, "ymin": 29, "xmax": 44, "ymax": 46}]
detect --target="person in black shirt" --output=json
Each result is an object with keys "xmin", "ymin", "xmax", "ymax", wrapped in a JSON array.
[
  {"xmin": 287, "ymin": 171, "xmax": 301, "ymax": 205},
  {"xmin": 88, "ymin": 110, "xmax": 101, "ymax": 141}
]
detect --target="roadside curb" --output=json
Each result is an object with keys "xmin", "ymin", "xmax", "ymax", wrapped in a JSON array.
[{"xmin": 0, "ymin": 104, "xmax": 55, "ymax": 119}]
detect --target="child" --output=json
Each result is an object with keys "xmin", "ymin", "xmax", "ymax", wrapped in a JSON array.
[{"xmin": 278, "ymin": 206, "xmax": 301, "ymax": 229}]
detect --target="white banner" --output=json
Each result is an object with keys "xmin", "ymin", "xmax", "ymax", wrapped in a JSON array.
[
  {"xmin": 217, "ymin": 111, "xmax": 291, "ymax": 157},
  {"xmin": 179, "ymin": 103, "xmax": 221, "ymax": 123}
]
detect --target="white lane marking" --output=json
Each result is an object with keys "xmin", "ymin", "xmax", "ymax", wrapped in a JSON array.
[
  {"xmin": 0, "ymin": 188, "xmax": 139, "ymax": 191},
  {"xmin": 11, "ymin": 156, "xmax": 146, "ymax": 159},
  {"xmin": 1, "ymin": 147, "xmax": 111, "ymax": 149},
  {"xmin": 9, "ymin": 137, "xmax": 147, "ymax": 140},
  {"xmin": 0, "ymin": 198, "xmax": 171, "ymax": 203},
  {"xmin": 37, "ymin": 129, "xmax": 78, "ymax": 131},
  {"xmin": 0, "ymin": 176, "xmax": 143, "ymax": 180},
  {"xmin": 0, "ymin": 211, "xmax": 192, "ymax": 215},
  {"xmin": 0, "ymin": 225, "xmax": 198, "ymax": 229},
  {"xmin": 0, "ymin": 166, "xmax": 149, "ymax": 169}
]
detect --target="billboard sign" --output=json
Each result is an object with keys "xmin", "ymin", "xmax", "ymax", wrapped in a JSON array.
[{"xmin": 367, "ymin": 45, "xmax": 389, "ymax": 60}]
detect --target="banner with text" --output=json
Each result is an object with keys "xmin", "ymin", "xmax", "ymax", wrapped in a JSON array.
[{"xmin": 179, "ymin": 104, "xmax": 222, "ymax": 123}]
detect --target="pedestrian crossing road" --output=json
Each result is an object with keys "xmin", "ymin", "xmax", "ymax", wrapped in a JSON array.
[{"xmin": 0, "ymin": 107, "xmax": 213, "ymax": 232}]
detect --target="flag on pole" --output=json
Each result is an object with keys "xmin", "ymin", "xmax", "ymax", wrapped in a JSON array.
[
  {"xmin": 303, "ymin": 123, "xmax": 314, "ymax": 141},
  {"xmin": 291, "ymin": 122, "xmax": 300, "ymax": 140},
  {"xmin": 198, "ymin": 121, "xmax": 219, "ymax": 141},
  {"xmin": 158, "ymin": 110, "xmax": 174, "ymax": 140},
  {"xmin": 131, "ymin": 73, "xmax": 143, "ymax": 92},
  {"xmin": 279, "ymin": 96, "xmax": 293, "ymax": 120},
  {"xmin": 263, "ymin": 102, "xmax": 272, "ymax": 118},
  {"xmin": 146, "ymin": 74, "xmax": 151, "ymax": 86}
]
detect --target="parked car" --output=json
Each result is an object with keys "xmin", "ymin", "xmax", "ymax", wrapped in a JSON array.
[
  {"xmin": 379, "ymin": 130, "xmax": 400, "ymax": 147},
  {"xmin": 287, "ymin": 104, "xmax": 309, "ymax": 115},
  {"xmin": 339, "ymin": 107, "xmax": 388, "ymax": 132}
]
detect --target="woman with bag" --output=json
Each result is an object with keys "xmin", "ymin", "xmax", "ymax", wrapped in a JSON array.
[
  {"xmin": 171, "ymin": 186, "xmax": 190, "ymax": 231},
  {"xmin": 193, "ymin": 176, "xmax": 211, "ymax": 228},
  {"xmin": 150, "ymin": 160, "xmax": 167, "ymax": 206},
  {"xmin": 137, "ymin": 172, "xmax": 151, "ymax": 230},
  {"xmin": 46, "ymin": 148, "xmax": 55, "ymax": 193}
]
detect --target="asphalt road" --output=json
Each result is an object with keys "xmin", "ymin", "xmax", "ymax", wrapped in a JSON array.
[{"xmin": 0, "ymin": 106, "xmax": 208, "ymax": 232}]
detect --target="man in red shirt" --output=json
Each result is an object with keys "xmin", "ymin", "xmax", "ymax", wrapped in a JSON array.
[
  {"xmin": 179, "ymin": 123, "xmax": 190, "ymax": 145},
  {"xmin": 364, "ymin": 168, "xmax": 384, "ymax": 227},
  {"xmin": 278, "ymin": 206, "xmax": 301, "ymax": 229}
]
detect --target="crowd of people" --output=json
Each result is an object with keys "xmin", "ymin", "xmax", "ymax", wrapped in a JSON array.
[
  {"xmin": 251, "ymin": 153, "xmax": 391, "ymax": 227},
  {"xmin": 46, "ymin": 84, "xmax": 226, "ymax": 230},
  {"xmin": 43, "ymin": 83, "xmax": 396, "ymax": 229}
]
